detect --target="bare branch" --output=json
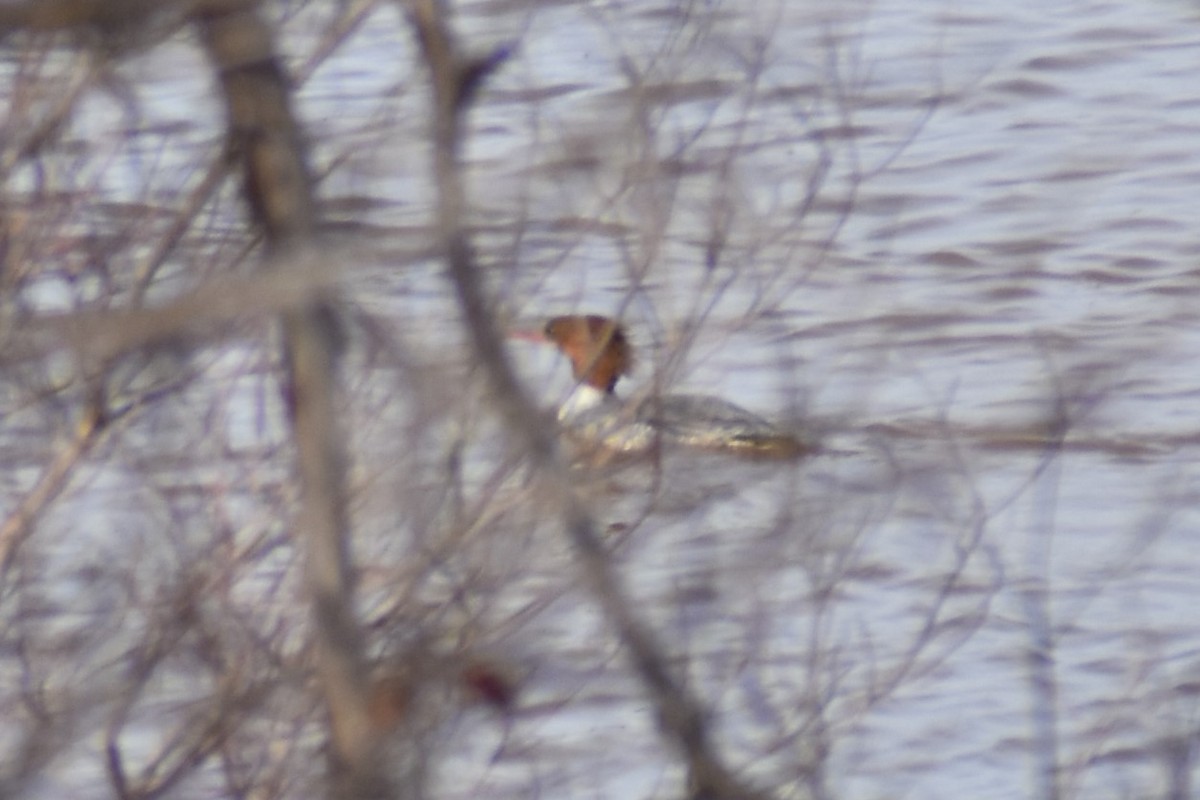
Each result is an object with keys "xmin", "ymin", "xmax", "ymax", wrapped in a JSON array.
[
  {"xmin": 190, "ymin": 3, "xmax": 383, "ymax": 795},
  {"xmin": 404, "ymin": 2, "xmax": 767, "ymax": 797},
  {"xmin": 6, "ymin": 249, "xmax": 343, "ymax": 366},
  {"xmin": 0, "ymin": 396, "xmax": 105, "ymax": 577}
]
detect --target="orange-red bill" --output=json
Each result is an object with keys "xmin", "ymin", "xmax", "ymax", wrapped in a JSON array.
[{"xmin": 507, "ymin": 326, "xmax": 549, "ymax": 343}]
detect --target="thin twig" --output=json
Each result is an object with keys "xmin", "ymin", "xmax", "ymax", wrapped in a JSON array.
[{"xmin": 0, "ymin": 398, "xmax": 106, "ymax": 577}]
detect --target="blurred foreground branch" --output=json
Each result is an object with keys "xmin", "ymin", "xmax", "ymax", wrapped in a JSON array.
[
  {"xmin": 4, "ymin": 250, "xmax": 343, "ymax": 365},
  {"xmin": 189, "ymin": 2, "xmax": 384, "ymax": 796},
  {"xmin": 405, "ymin": 2, "xmax": 768, "ymax": 797}
]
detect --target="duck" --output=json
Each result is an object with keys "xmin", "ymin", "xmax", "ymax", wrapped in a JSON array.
[{"xmin": 513, "ymin": 314, "xmax": 806, "ymax": 458}]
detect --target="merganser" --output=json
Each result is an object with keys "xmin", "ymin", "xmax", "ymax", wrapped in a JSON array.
[{"xmin": 513, "ymin": 315, "xmax": 806, "ymax": 458}]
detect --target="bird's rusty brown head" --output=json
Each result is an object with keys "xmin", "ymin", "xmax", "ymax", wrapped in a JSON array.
[{"xmin": 542, "ymin": 315, "xmax": 632, "ymax": 392}]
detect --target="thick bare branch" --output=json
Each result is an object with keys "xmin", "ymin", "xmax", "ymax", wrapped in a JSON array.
[
  {"xmin": 404, "ymin": 2, "xmax": 768, "ymax": 797},
  {"xmin": 5, "ymin": 251, "xmax": 342, "ymax": 366},
  {"xmin": 190, "ymin": 3, "xmax": 382, "ymax": 795}
]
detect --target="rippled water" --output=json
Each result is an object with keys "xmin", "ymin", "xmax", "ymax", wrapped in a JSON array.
[
  {"xmin": 7, "ymin": 0, "xmax": 1200, "ymax": 798},
  {"xmin": 406, "ymin": 1, "xmax": 1200, "ymax": 797}
]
